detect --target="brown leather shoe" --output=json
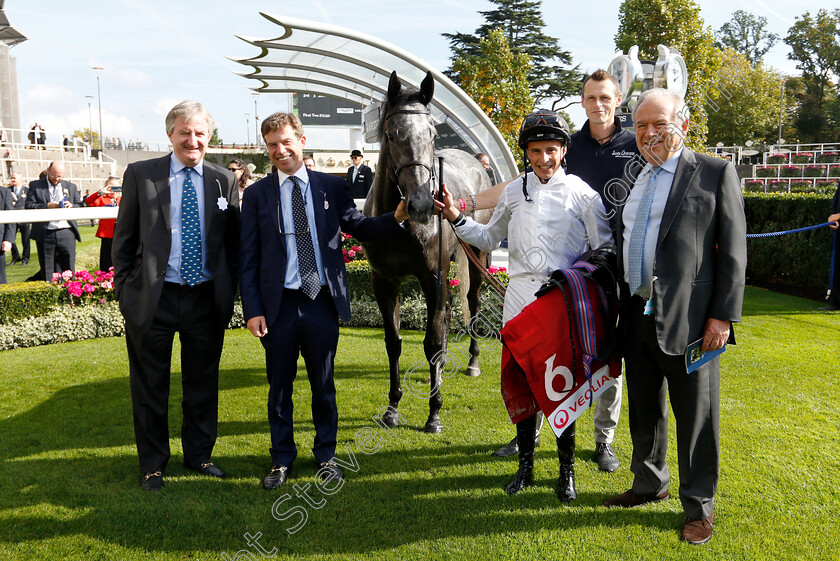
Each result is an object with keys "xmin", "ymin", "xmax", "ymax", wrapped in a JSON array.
[
  {"xmin": 681, "ymin": 512, "xmax": 714, "ymax": 545},
  {"xmin": 604, "ymin": 488, "xmax": 669, "ymax": 507}
]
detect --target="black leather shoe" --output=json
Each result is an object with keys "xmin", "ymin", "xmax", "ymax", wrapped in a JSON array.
[
  {"xmin": 595, "ymin": 442, "xmax": 620, "ymax": 472},
  {"xmin": 141, "ymin": 471, "xmax": 164, "ymax": 491},
  {"xmin": 8, "ymin": 258, "xmax": 19, "ymax": 266},
  {"xmin": 190, "ymin": 461, "xmax": 225, "ymax": 479},
  {"xmin": 20, "ymin": 258, "xmax": 29, "ymax": 265},
  {"xmin": 318, "ymin": 460, "xmax": 344, "ymax": 482},
  {"xmin": 263, "ymin": 466, "xmax": 289, "ymax": 490}
]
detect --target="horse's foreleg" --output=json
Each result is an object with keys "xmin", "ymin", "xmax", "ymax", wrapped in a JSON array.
[
  {"xmin": 371, "ymin": 273, "xmax": 403, "ymax": 427},
  {"xmin": 464, "ymin": 249, "xmax": 487, "ymax": 377},
  {"xmin": 418, "ymin": 270, "xmax": 452, "ymax": 434}
]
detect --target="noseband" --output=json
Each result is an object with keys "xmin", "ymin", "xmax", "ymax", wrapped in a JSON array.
[{"xmin": 384, "ymin": 109, "xmax": 436, "ymax": 200}]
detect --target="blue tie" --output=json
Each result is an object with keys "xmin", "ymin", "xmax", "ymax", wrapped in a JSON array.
[
  {"xmin": 628, "ymin": 167, "xmax": 662, "ymax": 295},
  {"xmin": 180, "ymin": 167, "xmax": 202, "ymax": 287},
  {"xmin": 290, "ymin": 176, "xmax": 321, "ymax": 299}
]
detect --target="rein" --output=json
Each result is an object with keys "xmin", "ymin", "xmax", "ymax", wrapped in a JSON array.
[{"xmin": 383, "ymin": 108, "xmax": 436, "ymax": 200}]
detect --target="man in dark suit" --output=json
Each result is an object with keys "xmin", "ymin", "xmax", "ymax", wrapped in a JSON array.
[
  {"xmin": 345, "ymin": 149, "xmax": 373, "ymax": 199},
  {"xmin": 25, "ymin": 161, "xmax": 82, "ymax": 278},
  {"xmin": 240, "ymin": 112, "xmax": 406, "ymax": 490},
  {"xmin": 112, "ymin": 101, "xmax": 239, "ymax": 491},
  {"xmin": 7, "ymin": 174, "xmax": 31, "ymax": 266},
  {"xmin": 603, "ymin": 89, "xmax": 747, "ymax": 546},
  {"xmin": 0, "ymin": 181, "xmax": 14, "ymax": 283}
]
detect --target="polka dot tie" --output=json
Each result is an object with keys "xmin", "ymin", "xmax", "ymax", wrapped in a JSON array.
[
  {"xmin": 290, "ymin": 176, "xmax": 321, "ymax": 300},
  {"xmin": 627, "ymin": 167, "xmax": 662, "ymax": 296},
  {"xmin": 180, "ymin": 167, "xmax": 202, "ymax": 287}
]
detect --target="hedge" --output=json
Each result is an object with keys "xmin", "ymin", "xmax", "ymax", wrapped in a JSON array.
[
  {"xmin": 0, "ymin": 282, "xmax": 62, "ymax": 324},
  {"xmin": 744, "ymin": 192, "xmax": 836, "ymax": 300}
]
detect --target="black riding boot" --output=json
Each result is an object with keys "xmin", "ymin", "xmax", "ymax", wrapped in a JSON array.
[
  {"xmin": 505, "ymin": 414, "xmax": 537, "ymax": 495},
  {"xmin": 556, "ymin": 420, "xmax": 577, "ymax": 502}
]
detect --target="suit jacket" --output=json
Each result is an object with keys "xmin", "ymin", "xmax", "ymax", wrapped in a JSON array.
[
  {"xmin": 1, "ymin": 187, "xmax": 14, "ymax": 244},
  {"xmin": 112, "ymin": 155, "xmax": 239, "ymax": 331},
  {"xmin": 24, "ymin": 178, "xmax": 82, "ymax": 242},
  {"xmin": 615, "ymin": 149, "xmax": 747, "ymax": 356},
  {"xmin": 345, "ymin": 164, "xmax": 373, "ymax": 199},
  {"xmin": 240, "ymin": 169, "xmax": 400, "ymax": 326}
]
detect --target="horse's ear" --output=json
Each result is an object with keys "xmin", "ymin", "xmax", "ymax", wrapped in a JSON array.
[
  {"xmin": 387, "ymin": 71, "xmax": 402, "ymax": 105},
  {"xmin": 420, "ymin": 71, "xmax": 434, "ymax": 106}
]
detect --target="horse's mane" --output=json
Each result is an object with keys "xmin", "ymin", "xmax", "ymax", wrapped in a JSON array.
[{"xmin": 377, "ymin": 86, "xmax": 428, "ymax": 139}]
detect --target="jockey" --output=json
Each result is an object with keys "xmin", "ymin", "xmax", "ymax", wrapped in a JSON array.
[{"xmin": 437, "ymin": 109, "xmax": 612, "ymax": 501}]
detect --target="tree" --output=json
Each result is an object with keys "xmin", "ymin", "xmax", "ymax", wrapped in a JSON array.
[
  {"xmin": 210, "ymin": 128, "xmax": 222, "ymax": 146},
  {"xmin": 715, "ymin": 10, "xmax": 779, "ymax": 64},
  {"xmin": 705, "ymin": 49, "xmax": 784, "ymax": 145},
  {"xmin": 453, "ymin": 28, "xmax": 534, "ymax": 158},
  {"xmin": 615, "ymin": 0, "xmax": 720, "ymax": 150},
  {"xmin": 784, "ymin": 9, "xmax": 840, "ymax": 110},
  {"xmin": 73, "ymin": 128, "xmax": 100, "ymax": 150},
  {"xmin": 443, "ymin": 0, "xmax": 579, "ymax": 103}
]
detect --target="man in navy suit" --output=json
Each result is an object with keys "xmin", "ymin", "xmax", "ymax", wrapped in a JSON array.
[
  {"xmin": 0, "ymin": 183, "xmax": 14, "ymax": 283},
  {"xmin": 240, "ymin": 112, "xmax": 407, "ymax": 490}
]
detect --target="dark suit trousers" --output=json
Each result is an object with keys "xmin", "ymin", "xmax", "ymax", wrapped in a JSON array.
[
  {"xmin": 624, "ymin": 296, "xmax": 719, "ymax": 520},
  {"xmin": 263, "ymin": 286, "xmax": 340, "ymax": 467},
  {"xmin": 125, "ymin": 282, "xmax": 224, "ymax": 473},
  {"xmin": 10, "ymin": 223, "xmax": 31, "ymax": 261},
  {"xmin": 37, "ymin": 228, "xmax": 75, "ymax": 278}
]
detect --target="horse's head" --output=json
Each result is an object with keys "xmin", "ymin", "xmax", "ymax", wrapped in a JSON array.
[{"xmin": 382, "ymin": 71, "xmax": 437, "ymax": 224}]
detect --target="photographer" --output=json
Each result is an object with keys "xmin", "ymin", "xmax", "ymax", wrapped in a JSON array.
[{"xmin": 85, "ymin": 176, "xmax": 122, "ymax": 271}]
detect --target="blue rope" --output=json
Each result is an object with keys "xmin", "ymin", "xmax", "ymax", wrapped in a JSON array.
[{"xmin": 745, "ymin": 222, "xmax": 833, "ymax": 239}]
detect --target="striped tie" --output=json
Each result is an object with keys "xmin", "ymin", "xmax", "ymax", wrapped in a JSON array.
[
  {"xmin": 627, "ymin": 167, "xmax": 662, "ymax": 295},
  {"xmin": 180, "ymin": 167, "xmax": 202, "ymax": 287}
]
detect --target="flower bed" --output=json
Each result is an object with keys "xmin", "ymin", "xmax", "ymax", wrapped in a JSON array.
[
  {"xmin": 744, "ymin": 179, "xmax": 765, "ymax": 192},
  {"xmin": 51, "ymin": 268, "xmax": 115, "ymax": 306},
  {"xmin": 816, "ymin": 152, "xmax": 839, "ymax": 163},
  {"xmin": 829, "ymin": 166, "xmax": 840, "ymax": 178},
  {"xmin": 766, "ymin": 153, "xmax": 788, "ymax": 164},
  {"xmin": 779, "ymin": 165, "xmax": 802, "ymax": 178},
  {"xmin": 765, "ymin": 179, "xmax": 787, "ymax": 193},
  {"xmin": 803, "ymin": 165, "xmax": 826, "ymax": 177},
  {"xmin": 791, "ymin": 152, "xmax": 814, "ymax": 164},
  {"xmin": 341, "ymin": 233, "xmax": 366, "ymax": 263},
  {"xmin": 789, "ymin": 180, "xmax": 812, "ymax": 193},
  {"xmin": 754, "ymin": 166, "xmax": 776, "ymax": 178}
]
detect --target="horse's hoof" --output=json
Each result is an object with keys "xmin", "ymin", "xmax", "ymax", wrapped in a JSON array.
[
  {"xmin": 464, "ymin": 366, "xmax": 481, "ymax": 377},
  {"xmin": 424, "ymin": 415, "xmax": 443, "ymax": 434},
  {"xmin": 382, "ymin": 407, "xmax": 400, "ymax": 428}
]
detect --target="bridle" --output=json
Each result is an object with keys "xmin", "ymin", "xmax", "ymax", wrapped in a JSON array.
[{"xmin": 383, "ymin": 108, "xmax": 437, "ymax": 200}]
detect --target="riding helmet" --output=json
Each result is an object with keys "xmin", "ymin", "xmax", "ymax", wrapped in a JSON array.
[{"xmin": 517, "ymin": 109, "xmax": 571, "ymax": 149}]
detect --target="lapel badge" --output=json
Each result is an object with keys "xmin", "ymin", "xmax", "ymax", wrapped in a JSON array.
[
  {"xmin": 324, "ymin": 199, "xmax": 329, "ymax": 210},
  {"xmin": 217, "ymin": 196, "xmax": 229, "ymax": 211}
]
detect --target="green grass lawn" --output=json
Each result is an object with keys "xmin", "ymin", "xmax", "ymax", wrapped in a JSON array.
[
  {"xmin": 5, "ymin": 223, "xmax": 102, "ymax": 283},
  {"xmin": 0, "ymin": 287, "xmax": 838, "ymax": 560}
]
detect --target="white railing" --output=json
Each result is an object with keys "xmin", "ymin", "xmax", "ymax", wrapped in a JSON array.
[{"xmin": 0, "ymin": 207, "xmax": 119, "ymax": 225}]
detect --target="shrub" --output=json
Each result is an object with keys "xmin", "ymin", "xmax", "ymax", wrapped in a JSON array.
[
  {"xmin": 791, "ymin": 152, "xmax": 814, "ymax": 164},
  {"xmin": 779, "ymin": 165, "xmax": 802, "ymax": 178},
  {"xmin": 744, "ymin": 192, "xmax": 835, "ymax": 299},
  {"xmin": 744, "ymin": 180, "xmax": 765, "ymax": 192},
  {"xmin": 816, "ymin": 179, "xmax": 838, "ymax": 192},
  {"xmin": 766, "ymin": 153, "xmax": 788, "ymax": 164},
  {"xmin": 789, "ymin": 180, "xmax": 812, "ymax": 193},
  {"xmin": 766, "ymin": 179, "xmax": 787, "ymax": 193},
  {"xmin": 755, "ymin": 166, "xmax": 775, "ymax": 178},
  {"xmin": 0, "ymin": 282, "xmax": 61, "ymax": 325}
]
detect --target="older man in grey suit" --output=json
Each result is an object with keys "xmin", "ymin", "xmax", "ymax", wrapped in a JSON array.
[
  {"xmin": 603, "ymin": 89, "xmax": 747, "ymax": 546},
  {"xmin": 112, "ymin": 101, "xmax": 239, "ymax": 491}
]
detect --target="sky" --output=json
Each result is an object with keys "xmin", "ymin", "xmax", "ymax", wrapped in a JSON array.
[{"xmin": 6, "ymin": 0, "xmax": 827, "ymax": 150}]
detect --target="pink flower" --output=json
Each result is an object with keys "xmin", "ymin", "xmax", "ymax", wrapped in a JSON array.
[
  {"xmin": 66, "ymin": 281, "xmax": 83, "ymax": 297},
  {"xmin": 62, "ymin": 270, "xmax": 73, "ymax": 281},
  {"xmin": 100, "ymin": 281, "xmax": 113, "ymax": 290},
  {"xmin": 449, "ymin": 279, "xmax": 461, "ymax": 287},
  {"xmin": 82, "ymin": 283, "xmax": 96, "ymax": 293},
  {"xmin": 99, "ymin": 298, "xmax": 106, "ymax": 304},
  {"xmin": 52, "ymin": 272, "xmax": 62, "ymax": 283},
  {"xmin": 348, "ymin": 250, "xmax": 356, "ymax": 259}
]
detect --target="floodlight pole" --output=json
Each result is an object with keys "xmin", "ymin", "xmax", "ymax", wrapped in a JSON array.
[{"xmin": 92, "ymin": 66, "xmax": 104, "ymax": 151}]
